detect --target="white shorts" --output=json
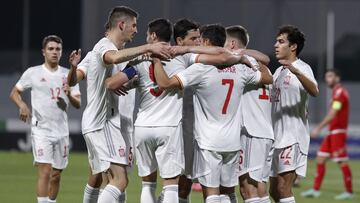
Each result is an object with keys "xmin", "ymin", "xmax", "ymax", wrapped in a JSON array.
[
  {"xmin": 238, "ymin": 132, "xmax": 274, "ymax": 182},
  {"xmin": 83, "ymin": 120, "xmax": 132, "ymax": 175},
  {"xmin": 134, "ymin": 123, "xmax": 184, "ymax": 179},
  {"xmin": 193, "ymin": 142, "xmax": 239, "ymax": 188},
  {"xmin": 270, "ymin": 143, "xmax": 307, "ymax": 178},
  {"xmin": 31, "ymin": 134, "xmax": 69, "ymax": 170}
]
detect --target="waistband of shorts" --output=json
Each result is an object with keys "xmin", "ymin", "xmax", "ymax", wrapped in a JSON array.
[{"xmin": 329, "ymin": 129, "xmax": 347, "ymax": 135}]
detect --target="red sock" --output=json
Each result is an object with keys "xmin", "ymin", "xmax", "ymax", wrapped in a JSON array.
[
  {"xmin": 313, "ymin": 163, "xmax": 325, "ymax": 191},
  {"xmin": 340, "ymin": 164, "xmax": 353, "ymax": 193}
]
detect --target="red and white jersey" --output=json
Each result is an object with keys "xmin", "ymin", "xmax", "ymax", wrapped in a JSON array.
[
  {"xmin": 240, "ymin": 56, "xmax": 274, "ymax": 140},
  {"xmin": 176, "ymin": 63, "xmax": 261, "ymax": 152},
  {"xmin": 79, "ymin": 38, "xmax": 120, "ymax": 134},
  {"xmin": 271, "ymin": 58, "xmax": 317, "ymax": 154},
  {"xmin": 133, "ymin": 54, "xmax": 197, "ymax": 127},
  {"xmin": 329, "ymin": 84, "xmax": 349, "ymax": 132},
  {"xmin": 16, "ymin": 65, "xmax": 80, "ymax": 137}
]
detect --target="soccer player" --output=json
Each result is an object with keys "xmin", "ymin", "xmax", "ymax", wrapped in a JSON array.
[
  {"xmin": 301, "ymin": 69, "xmax": 353, "ymax": 200},
  {"xmin": 224, "ymin": 25, "xmax": 274, "ymax": 203},
  {"xmin": 269, "ymin": 25, "xmax": 319, "ymax": 203},
  {"xmin": 67, "ymin": 6, "xmax": 173, "ymax": 203},
  {"xmin": 152, "ymin": 24, "xmax": 273, "ymax": 203},
  {"xmin": 9, "ymin": 35, "xmax": 81, "ymax": 203}
]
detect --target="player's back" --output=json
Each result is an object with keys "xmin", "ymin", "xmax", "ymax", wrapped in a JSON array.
[
  {"xmin": 177, "ymin": 63, "xmax": 261, "ymax": 152},
  {"xmin": 134, "ymin": 55, "xmax": 190, "ymax": 127}
]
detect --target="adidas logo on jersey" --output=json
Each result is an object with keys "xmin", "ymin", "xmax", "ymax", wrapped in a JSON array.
[{"xmin": 40, "ymin": 78, "xmax": 47, "ymax": 82}]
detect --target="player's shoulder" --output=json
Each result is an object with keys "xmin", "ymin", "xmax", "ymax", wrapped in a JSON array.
[
  {"xmin": 24, "ymin": 65, "xmax": 43, "ymax": 74},
  {"xmin": 58, "ymin": 66, "xmax": 70, "ymax": 73},
  {"xmin": 293, "ymin": 58, "xmax": 312, "ymax": 70}
]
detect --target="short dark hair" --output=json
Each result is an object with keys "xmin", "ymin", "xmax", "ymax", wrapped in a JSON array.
[
  {"xmin": 105, "ymin": 6, "xmax": 138, "ymax": 30},
  {"xmin": 277, "ymin": 25, "xmax": 305, "ymax": 56},
  {"xmin": 148, "ymin": 18, "xmax": 172, "ymax": 42},
  {"xmin": 226, "ymin": 25, "xmax": 249, "ymax": 47},
  {"xmin": 42, "ymin": 35, "xmax": 63, "ymax": 48},
  {"xmin": 173, "ymin": 18, "xmax": 199, "ymax": 44},
  {"xmin": 200, "ymin": 24, "xmax": 226, "ymax": 47},
  {"xmin": 326, "ymin": 69, "xmax": 341, "ymax": 78}
]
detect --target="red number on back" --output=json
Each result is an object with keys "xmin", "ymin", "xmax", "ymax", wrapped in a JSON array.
[
  {"xmin": 222, "ymin": 79, "xmax": 234, "ymax": 114},
  {"xmin": 149, "ymin": 64, "xmax": 163, "ymax": 97},
  {"xmin": 259, "ymin": 85, "xmax": 269, "ymax": 100}
]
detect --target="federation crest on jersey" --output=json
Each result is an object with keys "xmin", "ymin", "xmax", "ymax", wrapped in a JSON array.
[{"xmin": 118, "ymin": 147, "xmax": 125, "ymax": 157}]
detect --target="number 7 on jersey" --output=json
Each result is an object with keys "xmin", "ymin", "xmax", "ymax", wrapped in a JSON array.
[{"xmin": 222, "ymin": 79, "xmax": 234, "ymax": 114}]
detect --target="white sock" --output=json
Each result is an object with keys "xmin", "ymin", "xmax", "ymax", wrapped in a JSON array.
[
  {"xmin": 37, "ymin": 197, "xmax": 49, "ymax": 203},
  {"xmin": 279, "ymin": 196, "xmax": 295, "ymax": 203},
  {"xmin": 206, "ymin": 195, "xmax": 221, "ymax": 203},
  {"xmin": 118, "ymin": 190, "xmax": 126, "ymax": 203},
  {"xmin": 228, "ymin": 193, "xmax": 238, "ymax": 203},
  {"xmin": 162, "ymin": 184, "xmax": 179, "ymax": 203},
  {"xmin": 48, "ymin": 199, "xmax": 56, "ymax": 203},
  {"xmin": 179, "ymin": 197, "xmax": 189, "ymax": 203},
  {"xmin": 244, "ymin": 197, "xmax": 260, "ymax": 203},
  {"xmin": 220, "ymin": 194, "xmax": 231, "ymax": 203},
  {"xmin": 259, "ymin": 196, "xmax": 271, "ymax": 203},
  {"xmin": 97, "ymin": 184, "xmax": 121, "ymax": 203},
  {"xmin": 141, "ymin": 182, "xmax": 157, "ymax": 203},
  {"xmin": 83, "ymin": 184, "xmax": 100, "ymax": 203}
]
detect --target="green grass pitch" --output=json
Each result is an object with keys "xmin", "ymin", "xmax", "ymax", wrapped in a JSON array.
[{"xmin": 0, "ymin": 151, "xmax": 358, "ymax": 202}]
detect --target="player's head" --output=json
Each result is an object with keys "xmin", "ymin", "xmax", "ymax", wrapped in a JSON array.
[
  {"xmin": 325, "ymin": 69, "xmax": 341, "ymax": 88},
  {"xmin": 173, "ymin": 18, "xmax": 200, "ymax": 46},
  {"xmin": 275, "ymin": 25, "xmax": 305, "ymax": 60},
  {"xmin": 105, "ymin": 6, "xmax": 138, "ymax": 42},
  {"xmin": 224, "ymin": 25, "xmax": 249, "ymax": 50},
  {"xmin": 146, "ymin": 18, "xmax": 172, "ymax": 44},
  {"xmin": 200, "ymin": 24, "xmax": 226, "ymax": 47},
  {"xmin": 42, "ymin": 35, "xmax": 63, "ymax": 66}
]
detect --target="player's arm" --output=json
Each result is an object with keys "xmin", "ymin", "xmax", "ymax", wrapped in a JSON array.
[
  {"xmin": 153, "ymin": 58, "xmax": 182, "ymax": 90},
  {"xmin": 63, "ymin": 84, "xmax": 81, "ymax": 109},
  {"xmin": 9, "ymin": 87, "xmax": 31, "ymax": 122},
  {"xmin": 311, "ymin": 101, "xmax": 341, "ymax": 138},
  {"xmin": 68, "ymin": 49, "xmax": 85, "ymax": 86},
  {"xmin": 257, "ymin": 63, "xmax": 273, "ymax": 85},
  {"xmin": 279, "ymin": 59, "xmax": 319, "ymax": 97},
  {"xmin": 234, "ymin": 49, "xmax": 270, "ymax": 65},
  {"xmin": 103, "ymin": 42, "xmax": 171, "ymax": 65},
  {"xmin": 105, "ymin": 66, "xmax": 137, "ymax": 90}
]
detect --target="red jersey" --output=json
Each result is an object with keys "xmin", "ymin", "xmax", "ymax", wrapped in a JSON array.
[{"xmin": 329, "ymin": 84, "xmax": 349, "ymax": 131}]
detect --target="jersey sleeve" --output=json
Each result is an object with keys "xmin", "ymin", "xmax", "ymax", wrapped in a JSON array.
[
  {"xmin": 240, "ymin": 65, "xmax": 261, "ymax": 85},
  {"xmin": 292, "ymin": 60, "xmax": 318, "ymax": 89},
  {"xmin": 77, "ymin": 52, "xmax": 92, "ymax": 78},
  {"xmin": 176, "ymin": 63, "xmax": 205, "ymax": 89},
  {"xmin": 244, "ymin": 55, "xmax": 260, "ymax": 70},
  {"xmin": 98, "ymin": 39, "xmax": 118, "ymax": 65},
  {"xmin": 70, "ymin": 83, "xmax": 81, "ymax": 96},
  {"xmin": 182, "ymin": 53, "xmax": 199, "ymax": 67},
  {"xmin": 15, "ymin": 68, "xmax": 33, "ymax": 91}
]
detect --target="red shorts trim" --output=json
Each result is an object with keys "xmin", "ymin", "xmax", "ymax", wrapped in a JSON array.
[{"xmin": 318, "ymin": 133, "xmax": 348, "ymax": 161}]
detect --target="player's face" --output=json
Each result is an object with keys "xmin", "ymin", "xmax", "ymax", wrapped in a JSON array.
[
  {"xmin": 181, "ymin": 29, "xmax": 201, "ymax": 46},
  {"xmin": 325, "ymin": 71, "xmax": 339, "ymax": 88},
  {"xmin": 122, "ymin": 17, "xmax": 138, "ymax": 42},
  {"xmin": 274, "ymin": 33, "xmax": 293, "ymax": 60},
  {"xmin": 43, "ymin": 41, "xmax": 62, "ymax": 65}
]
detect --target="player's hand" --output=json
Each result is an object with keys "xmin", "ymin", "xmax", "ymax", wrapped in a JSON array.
[
  {"xmin": 310, "ymin": 127, "xmax": 321, "ymax": 138},
  {"xmin": 19, "ymin": 103, "xmax": 31, "ymax": 123},
  {"xmin": 63, "ymin": 83, "xmax": 71, "ymax": 96},
  {"xmin": 170, "ymin": 46, "xmax": 189, "ymax": 57},
  {"xmin": 279, "ymin": 59, "xmax": 300, "ymax": 75},
  {"xmin": 114, "ymin": 86, "xmax": 129, "ymax": 96},
  {"xmin": 148, "ymin": 42, "xmax": 172, "ymax": 60},
  {"xmin": 69, "ymin": 49, "xmax": 82, "ymax": 68}
]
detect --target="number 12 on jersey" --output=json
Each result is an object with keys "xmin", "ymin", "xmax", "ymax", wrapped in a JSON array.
[{"xmin": 222, "ymin": 79, "xmax": 234, "ymax": 114}]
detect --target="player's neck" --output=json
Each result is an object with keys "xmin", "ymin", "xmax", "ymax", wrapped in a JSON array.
[
  {"xmin": 284, "ymin": 54, "xmax": 297, "ymax": 63},
  {"xmin": 107, "ymin": 33, "xmax": 126, "ymax": 50},
  {"xmin": 44, "ymin": 62, "xmax": 58, "ymax": 72}
]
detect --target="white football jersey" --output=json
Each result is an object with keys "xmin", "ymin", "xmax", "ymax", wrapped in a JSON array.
[
  {"xmin": 270, "ymin": 58, "xmax": 317, "ymax": 154},
  {"xmin": 79, "ymin": 38, "xmax": 120, "ymax": 134},
  {"xmin": 133, "ymin": 54, "xmax": 197, "ymax": 127},
  {"xmin": 176, "ymin": 63, "xmax": 261, "ymax": 152},
  {"xmin": 16, "ymin": 65, "xmax": 80, "ymax": 137},
  {"xmin": 240, "ymin": 56, "xmax": 274, "ymax": 140}
]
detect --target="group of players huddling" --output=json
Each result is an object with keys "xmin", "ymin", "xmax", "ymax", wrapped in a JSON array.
[{"xmin": 10, "ymin": 5, "xmax": 354, "ymax": 203}]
